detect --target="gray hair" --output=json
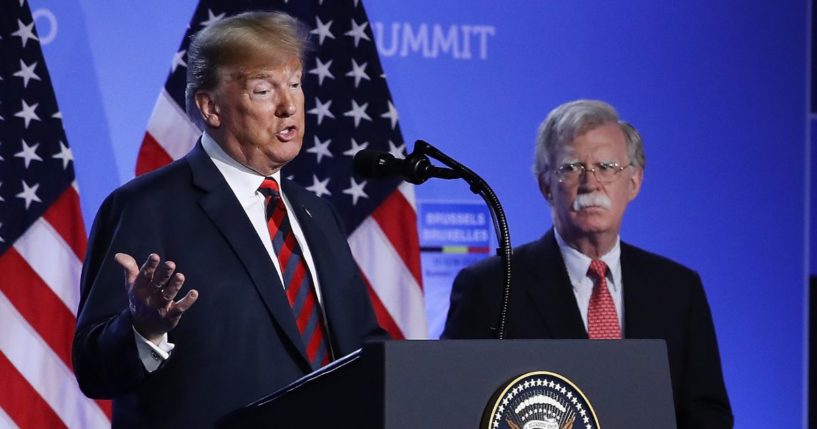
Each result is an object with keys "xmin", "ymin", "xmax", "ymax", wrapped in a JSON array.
[
  {"xmin": 532, "ymin": 99, "xmax": 646, "ymax": 179},
  {"xmin": 185, "ymin": 11, "xmax": 311, "ymax": 128}
]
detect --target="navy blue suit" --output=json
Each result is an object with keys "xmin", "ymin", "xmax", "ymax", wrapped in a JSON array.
[
  {"xmin": 73, "ymin": 143, "xmax": 384, "ymax": 427},
  {"xmin": 443, "ymin": 229, "xmax": 733, "ymax": 429}
]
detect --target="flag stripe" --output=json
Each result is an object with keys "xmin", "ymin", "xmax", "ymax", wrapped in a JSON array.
[
  {"xmin": 13, "ymin": 217, "xmax": 82, "ymax": 316},
  {"xmin": 0, "ymin": 248, "xmax": 76, "ymax": 371},
  {"xmin": 146, "ymin": 89, "xmax": 201, "ymax": 158},
  {"xmin": 0, "ymin": 292, "xmax": 110, "ymax": 428},
  {"xmin": 361, "ymin": 276, "xmax": 405, "ymax": 340},
  {"xmin": 0, "ymin": 352, "xmax": 66, "ymax": 429},
  {"xmin": 136, "ymin": 132, "xmax": 174, "ymax": 177},
  {"xmin": 0, "ymin": 403, "xmax": 21, "ymax": 429},
  {"xmin": 41, "ymin": 186, "xmax": 87, "ymax": 260},
  {"xmin": 370, "ymin": 188, "xmax": 422, "ymax": 286},
  {"xmin": 397, "ymin": 182, "xmax": 417, "ymax": 211},
  {"xmin": 349, "ymin": 217, "xmax": 427, "ymax": 339},
  {"xmin": 94, "ymin": 396, "xmax": 113, "ymax": 420}
]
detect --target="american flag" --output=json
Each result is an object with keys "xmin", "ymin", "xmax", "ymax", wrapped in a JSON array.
[
  {"xmin": 137, "ymin": 0, "xmax": 427, "ymax": 339},
  {"xmin": 0, "ymin": 1, "xmax": 111, "ymax": 427}
]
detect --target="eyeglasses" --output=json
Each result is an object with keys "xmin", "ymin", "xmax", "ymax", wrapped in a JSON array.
[{"xmin": 554, "ymin": 161, "xmax": 631, "ymax": 184}]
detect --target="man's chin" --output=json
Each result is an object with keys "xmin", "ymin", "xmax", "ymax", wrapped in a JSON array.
[{"xmin": 568, "ymin": 214, "xmax": 612, "ymax": 233}]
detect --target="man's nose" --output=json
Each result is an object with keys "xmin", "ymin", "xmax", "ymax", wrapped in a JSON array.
[
  {"xmin": 579, "ymin": 166, "xmax": 602, "ymax": 187},
  {"xmin": 275, "ymin": 92, "xmax": 296, "ymax": 117}
]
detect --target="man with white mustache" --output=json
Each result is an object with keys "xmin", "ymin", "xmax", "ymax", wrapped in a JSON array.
[{"xmin": 443, "ymin": 99, "xmax": 733, "ymax": 428}]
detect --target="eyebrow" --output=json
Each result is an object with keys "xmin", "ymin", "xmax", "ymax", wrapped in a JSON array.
[
  {"xmin": 246, "ymin": 72, "xmax": 271, "ymax": 80},
  {"xmin": 244, "ymin": 70, "xmax": 302, "ymax": 81}
]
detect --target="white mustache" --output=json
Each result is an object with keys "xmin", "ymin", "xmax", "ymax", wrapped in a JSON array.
[{"xmin": 573, "ymin": 193, "xmax": 612, "ymax": 211}]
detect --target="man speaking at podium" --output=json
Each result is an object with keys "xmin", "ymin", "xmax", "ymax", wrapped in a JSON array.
[
  {"xmin": 73, "ymin": 12, "xmax": 384, "ymax": 427},
  {"xmin": 443, "ymin": 99, "xmax": 733, "ymax": 428}
]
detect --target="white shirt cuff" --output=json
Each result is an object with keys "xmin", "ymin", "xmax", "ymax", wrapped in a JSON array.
[{"xmin": 133, "ymin": 327, "xmax": 175, "ymax": 372}]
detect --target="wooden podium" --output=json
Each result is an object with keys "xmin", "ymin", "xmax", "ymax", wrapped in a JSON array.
[{"xmin": 219, "ymin": 339, "xmax": 676, "ymax": 428}]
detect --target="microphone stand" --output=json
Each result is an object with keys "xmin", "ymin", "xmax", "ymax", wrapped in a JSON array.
[{"xmin": 411, "ymin": 140, "xmax": 513, "ymax": 340}]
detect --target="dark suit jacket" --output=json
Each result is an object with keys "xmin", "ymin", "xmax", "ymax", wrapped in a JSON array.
[
  {"xmin": 443, "ymin": 229, "xmax": 733, "ymax": 429},
  {"xmin": 73, "ymin": 143, "xmax": 385, "ymax": 427}
]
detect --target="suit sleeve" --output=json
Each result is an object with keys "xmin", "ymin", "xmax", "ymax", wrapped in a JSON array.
[
  {"xmin": 72, "ymin": 191, "xmax": 155, "ymax": 398},
  {"xmin": 677, "ymin": 273, "xmax": 734, "ymax": 429},
  {"xmin": 442, "ymin": 264, "xmax": 499, "ymax": 339}
]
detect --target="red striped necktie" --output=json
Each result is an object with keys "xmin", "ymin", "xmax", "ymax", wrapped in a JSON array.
[
  {"xmin": 587, "ymin": 259, "xmax": 622, "ymax": 339},
  {"xmin": 258, "ymin": 178, "xmax": 331, "ymax": 368}
]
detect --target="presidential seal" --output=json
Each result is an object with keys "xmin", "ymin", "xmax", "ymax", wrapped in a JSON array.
[{"xmin": 482, "ymin": 371, "xmax": 600, "ymax": 429}]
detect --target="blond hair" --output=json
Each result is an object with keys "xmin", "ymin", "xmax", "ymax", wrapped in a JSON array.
[{"xmin": 185, "ymin": 11, "xmax": 310, "ymax": 127}]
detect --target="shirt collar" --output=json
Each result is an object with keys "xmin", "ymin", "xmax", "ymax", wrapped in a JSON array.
[
  {"xmin": 201, "ymin": 132, "xmax": 281, "ymax": 201},
  {"xmin": 553, "ymin": 227, "xmax": 622, "ymax": 291}
]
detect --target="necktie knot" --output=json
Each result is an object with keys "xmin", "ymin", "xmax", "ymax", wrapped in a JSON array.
[
  {"xmin": 259, "ymin": 178, "xmax": 282, "ymax": 221},
  {"xmin": 258, "ymin": 178, "xmax": 280, "ymax": 198},
  {"xmin": 588, "ymin": 259, "xmax": 608, "ymax": 281}
]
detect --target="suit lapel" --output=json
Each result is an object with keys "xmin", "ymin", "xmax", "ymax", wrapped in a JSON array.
[
  {"xmin": 620, "ymin": 243, "xmax": 650, "ymax": 339},
  {"xmin": 522, "ymin": 230, "xmax": 588, "ymax": 339},
  {"xmin": 186, "ymin": 144, "xmax": 311, "ymax": 368}
]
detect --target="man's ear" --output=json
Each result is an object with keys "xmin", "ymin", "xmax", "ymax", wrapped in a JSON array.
[
  {"xmin": 195, "ymin": 91, "xmax": 220, "ymax": 127},
  {"xmin": 538, "ymin": 173, "xmax": 553, "ymax": 203},
  {"xmin": 627, "ymin": 166, "xmax": 644, "ymax": 201}
]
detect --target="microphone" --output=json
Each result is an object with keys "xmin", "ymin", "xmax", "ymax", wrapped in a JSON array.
[
  {"xmin": 358, "ymin": 140, "xmax": 513, "ymax": 339},
  {"xmin": 353, "ymin": 149, "xmax": 459, "ymax": 184}
]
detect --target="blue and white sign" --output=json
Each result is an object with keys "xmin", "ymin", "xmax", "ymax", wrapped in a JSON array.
[{"xmin": 418, "ymin": 201, "xmax": 493, "ymax": 338}]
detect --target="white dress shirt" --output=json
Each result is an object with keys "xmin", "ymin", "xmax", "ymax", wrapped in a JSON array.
[
  {"xmin": 136, "ymin": 133, "xmax": 324, "ymax": 371},
  {"xmin": 553, "ymin": 228, "xmax": 625, "ymax": 333}
]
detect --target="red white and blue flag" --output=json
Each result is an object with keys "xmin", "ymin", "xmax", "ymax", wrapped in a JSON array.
[
  {"xmin": 0, "ymin": 0, "xmax": 111, "ymax": 427},
  {"xmin": 137, "ymin": 0, "xmax": 427, "ymax": 340}
]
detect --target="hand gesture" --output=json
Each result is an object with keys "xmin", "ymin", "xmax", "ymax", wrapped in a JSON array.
[{"xmin": 115, "ymin": 253, "xmax": 199, "ymax": 344}]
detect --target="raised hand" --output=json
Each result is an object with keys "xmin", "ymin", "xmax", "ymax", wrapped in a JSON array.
[{"xmin": 115, "ymin": 253, "xmax": 199, "ymax": 344}]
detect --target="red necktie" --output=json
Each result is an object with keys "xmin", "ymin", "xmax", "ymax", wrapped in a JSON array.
[
  {"xmin": 258, "ymin": 178, "xmax": 331, "ymax": 368},
  {"xmin": 587, "ymin": 259, "xmax": 621, "ymax": 339}
]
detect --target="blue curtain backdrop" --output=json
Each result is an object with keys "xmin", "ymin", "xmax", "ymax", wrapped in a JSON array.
[{"xmin": 30, "ymin": 0, "xmax": 810, "ymax": 427}]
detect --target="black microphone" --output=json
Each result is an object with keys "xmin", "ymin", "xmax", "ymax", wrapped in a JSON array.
[
  {"xmin": 358, "ymin": 140, "xmax": 513, "ymax": 339},
  {"xmin": 353, "ymin": 149, "xmax": 459, "ymax": 184}
]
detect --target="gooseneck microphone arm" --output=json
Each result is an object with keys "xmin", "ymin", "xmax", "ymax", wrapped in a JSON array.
[
  {"xmin": 410, "ymin": 140, "xmax": 513, "ymax": 340},
  {"xmin": 352, "ymin": 141, "xmax": 513, "ymax": 338}
]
